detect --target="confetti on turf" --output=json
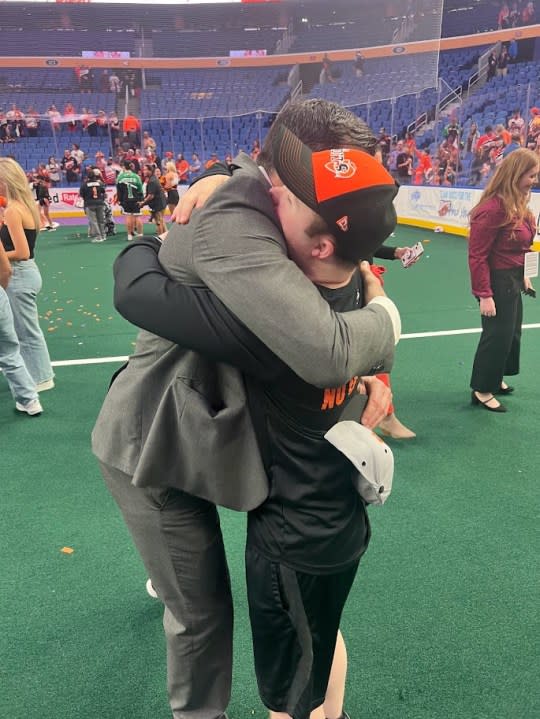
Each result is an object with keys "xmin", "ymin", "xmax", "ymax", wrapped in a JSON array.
[{"xmin": 60, "ymin": 547, "xmax": 74, "ymax": 555}]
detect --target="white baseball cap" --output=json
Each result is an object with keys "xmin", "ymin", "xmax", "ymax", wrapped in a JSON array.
[{"xmin": 324, "ymin": 421, "xmax": 394, "ymax": 505}]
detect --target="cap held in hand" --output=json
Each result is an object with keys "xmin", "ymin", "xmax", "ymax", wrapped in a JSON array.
[{"xmin": 272, "ymin": 125, "xmax": 398, "ymax": 261}]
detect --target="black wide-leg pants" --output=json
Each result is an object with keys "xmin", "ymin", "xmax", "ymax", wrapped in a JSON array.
[{"xmin": 470, "ymin": 267, "xmax": 523, "ymax": 393}]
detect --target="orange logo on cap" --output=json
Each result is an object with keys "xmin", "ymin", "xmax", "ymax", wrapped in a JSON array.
[
  {"xmin": 336, "ymin": 215, "xmax": 349, "ymax": 232},
  {"xmin": 324, "ymin": 150, "xmax": 357, "ymax": 179}
]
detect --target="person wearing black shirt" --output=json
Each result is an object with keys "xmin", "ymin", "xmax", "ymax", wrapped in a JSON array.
[
  {"xmin": 110, "ymin": 138, "xmax": 398, "ymax": 719},
  {"xmin": 140, "ymin": 163, "xmax": 167, "ymax": 233},
  {"xmin": 396, "ymin": 147, "xmax": 413, "ymax": 184},
  {"xmin": 60, "ymin": 150, "xmax": 79, "ymax": 184}
]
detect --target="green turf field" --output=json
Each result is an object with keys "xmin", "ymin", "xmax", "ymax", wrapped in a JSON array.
[{"xmin": 2, "ymin": 223, "xmax": 539, "ymax": 719}]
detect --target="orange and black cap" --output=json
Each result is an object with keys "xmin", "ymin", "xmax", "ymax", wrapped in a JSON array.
[{"xmin": 272, "ymin": 125, "xmax": 398, "ymax": 261}]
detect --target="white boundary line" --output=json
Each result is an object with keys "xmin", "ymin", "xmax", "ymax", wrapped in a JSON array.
[{"xmin": 50, "ymin": 323, "xmax": 540, "ymax": 368}]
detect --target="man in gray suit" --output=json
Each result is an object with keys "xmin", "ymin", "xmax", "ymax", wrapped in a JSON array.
[{"xmin": 92, "ymin": 99, "xmax": 400, "ymax": 719}]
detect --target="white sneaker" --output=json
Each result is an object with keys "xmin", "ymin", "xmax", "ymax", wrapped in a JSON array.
[
  {"xmin": 91, "ymin": 237, "xmax": 107, "ymax": 243},
  {"xmin": 145, "ymin": 578, "xmax": 159, "ymax": 599},
  {"xmin": 36, "ymin": 378, "xmax": 55, "ymax": 392},
  {"xmin": 16, "ymin": 398, "xmax": 43, "ymax": 416},
  {"xmin": 51, "ymin": 221, "xmax": 60, "ymax": 229},
  {"xmin": 127, "ymin": 234, "xmax": 134, "ymax": 242}
]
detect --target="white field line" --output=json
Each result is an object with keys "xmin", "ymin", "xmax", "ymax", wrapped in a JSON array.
[{"xmin": 50, "ymin": 323, "xmax": 540, "ymax": 368}]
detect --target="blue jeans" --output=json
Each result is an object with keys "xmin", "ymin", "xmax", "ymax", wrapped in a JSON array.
[
  {"xmin": 6, "ymin": 259, "xmax": 54, "ymax": 385},
  {"xmin": 0, "ymin": 286, "xmax": 38, "ymax": 404}
]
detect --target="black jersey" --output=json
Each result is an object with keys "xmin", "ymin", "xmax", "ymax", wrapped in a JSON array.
[{"xmin": 248, "ymin": 271, "xmax": 371, "ymax": 574}]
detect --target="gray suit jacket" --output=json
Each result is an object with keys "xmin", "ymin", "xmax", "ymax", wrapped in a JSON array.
[{"xmin": 92, "ymin": 153, "xmax": 396, "ymax": 511}]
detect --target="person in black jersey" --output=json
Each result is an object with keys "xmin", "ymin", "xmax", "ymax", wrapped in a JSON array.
[{"xmin": 111, "ymin": 127, "xmax": 399, "ymax": 719}]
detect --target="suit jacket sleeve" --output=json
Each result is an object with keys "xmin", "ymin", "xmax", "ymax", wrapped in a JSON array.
[
  {"xmin": 113, "ymin": 236, "xmax": 283, "ymax": 381},
  {"xmin": 186, "ymin": 171, "xmax": 396, "ymax": 387}
]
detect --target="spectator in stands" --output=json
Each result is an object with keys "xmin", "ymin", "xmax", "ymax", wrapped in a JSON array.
[
  {"xmin": 527, "ymin": 107, "xmax": 540, "ymax": 148},
  {"xmin": 0, "ymin": 110, "xmax": 8, "ymax": 143},
  {"xmin": 139, "ymin": 164, "xmax": 167, "ymax": 234},
  {"xmin": 123, "ymin": 114, "xmax": 141, "ymax": 148},
  {"xmin": 103, "ymin": 157, "xmax": 119, "ymax": 186},
  {"xmin": 79, "ymin": 65, "xmax": 92, "ymax": 93},
  {"xmin": 64, "ymin": 102, "xmax": 77, "ymax": 132},
  {"xmin": 415, "ymin": 149, "xmax": 433, "ymax": 185},
  {"xmin": 225, "ymin": 153, "xmax": 234, "ymax": 170},
  {"xmin": 163, "ymin": 161, "xmax": 180, "ymax": 216},
  {"xmin": 189, "ymin": 152, "xmax": 201, "ymax": 176},
  {"xmin": 404, "ymin": 131, "xmax": 416, "ymax": 153},
  {"xmin": 61, "ymin": 149, "xmax": 80, "ymax": 185},
  {"xmin": 396, "ymin": 145, "xmax": 413, "ymax": 184},
  {"xmin": 45, "ymin": 156, "xmax": 61, "ymax": 187},
  {"xmin": 521, "ymin": 1, "xmax": 535, "ymax": 24},
  {"xmin": 25, "ymin": 107, "xmax": 39, "ymax": 138},
  {"xmin": 161, "ymin": 151, "xmax": 173, "ymax": 172},
  {"xmin": 250, "ymin": 138, "xmax": 261, "ymax": 162},
  {"xmin": 79, "ymin": 168, "xmax": 107, "ymax": 243},
  {"xmin": 469, "ymin": 149, "xmax": 486, "ymax": 186},
  {"xmin": 378, "ymin": 128, "xmax": 392, "ymax": 167},
  {"xmin": 354, "ymin": 50, "xmax": 365, "ymax": 78},
  {"xmin": 48, "ymin": 105, "xmax": 61, "ymax": 132},
  {"xmin": 444, "ymin": 116, "xmax": 461, "ymax": 148},
  {"xmin": 487, "ymin": 51, "xmax": 497, "ymax": 80},
  {"xmin": 143, "ymin": 131, "xmax": 157, "ymax": 153},
  {"xmin": 109, "ymin": 71, "xmax": 121, "ymax": 93},
  {"xmin": 145, "ymin": 147, "xmax": 159, "ymax": 171},
  {"xmin": 496, "ymin": 45, "xmax": 509, "ymax": 77},
  {"xmin": 509, "ymin": 2, "xmax": 520, "ymax": 26},
  {"xmin": 508, "ymin": 108, "xmax": 525, "ymax": 140},
  {"xmin": 0, "ymin": 157, "xmax": 54, "ymax": 391},
  {"xmin": 71, "ymin": 144, "xmax": 85, "ymax": 166},
  {"xmin": 387, "ymin": 140, "xmax": 401, "ymax": 180},
  {"xmin": 508, "ymin": 38, "xmax": 518, "ymax": 61},
  {"xmin": 466, "ymin": 121, "xmax": 480, "ymax": 154},
  {"xmin": 498, "ymin": 2, "xmax": 511, "ymax": 27},
  {"xmin": 496, "ymin": 123, "xmax": 511, "ymax": 148},
  {"xmin": 204, "ymin": 152, "xmax": 220, "ymax": 170},
  {"xmin": 476, "ymin": 125, "xmax": 497, "ymax": 158},
  {"xmin": 109, "ymin": 111, "xmax": 120, "ymax": 148},
  {"xmin": 320, "ymin": 53, "xmax": 333, "ymax": 84},
  {"xmin": 7, "ymin": 104, "xmax": 25, "ymax": 138},
  {"xmin": 176, "ymin": 153, "xmax": 190, "ymax": 184},
  {"xmin": 86, "ymin": 109, "xmax": 98, "ymax": 137},
  {"xmin": 502, "ymin": 131, "xmax": 523, "ymax": 157},
  {"xmin": 97, "ymin": 110, "xmax": 109, "ymax": 137},
  {"xmin": 95, "ymin": 151, "xmax": 107, "ymax": 173}
]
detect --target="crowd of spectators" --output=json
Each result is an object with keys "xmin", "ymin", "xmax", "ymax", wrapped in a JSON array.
[
  {"xmin": 377, "ymin": 105, "xmax": 540, "ymax": 189},
  {"xmin": 496, "ymin": 1, "xmax": 535, "ymax": 28},
  {"xmin": 0, "ymin": 101, "xmax": 121, "ymax": 144}
]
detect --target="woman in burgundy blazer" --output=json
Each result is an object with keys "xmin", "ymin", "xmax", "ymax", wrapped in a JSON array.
[{"xmin": 468, "ymin": 148, "xmax": 539, "ymax": 412}]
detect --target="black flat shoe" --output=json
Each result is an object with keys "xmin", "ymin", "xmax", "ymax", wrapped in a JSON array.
[
  {"xmin": 471, "ymin": 391, "xmax": 507, "ymax": 413},
  {"xmin": 495, "ymin": 384, "xmax": 515, "ymax": 395}
]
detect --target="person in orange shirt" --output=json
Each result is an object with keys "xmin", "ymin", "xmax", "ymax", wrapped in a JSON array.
[
  {"xmin": 122, "ymin": 114, "xmax": 141, "ymax": 148},
  {"xmin": 204, "ymin": 152, "xmax": 219, "ymax": 170},
  {"xmin": 175, "ymin": 153, "xmax": 190, "ymax": 184}
]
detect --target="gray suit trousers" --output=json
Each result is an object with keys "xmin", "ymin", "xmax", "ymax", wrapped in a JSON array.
[{"xmin": 99, "ymin": 462, "xmax": 232, "ymax": 719}]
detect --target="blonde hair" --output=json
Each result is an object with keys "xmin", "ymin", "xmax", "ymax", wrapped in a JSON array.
[
  {"xmin": 0, "ymin": 157, "xmax": 41, "ymax": 231},
  {"xmin": 165, "ymin": 161, "xmax": 177, "ymax": 174},
  {"xmin": 471, "ymin": 148, "xmax": 539, "ymax": 227}
]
